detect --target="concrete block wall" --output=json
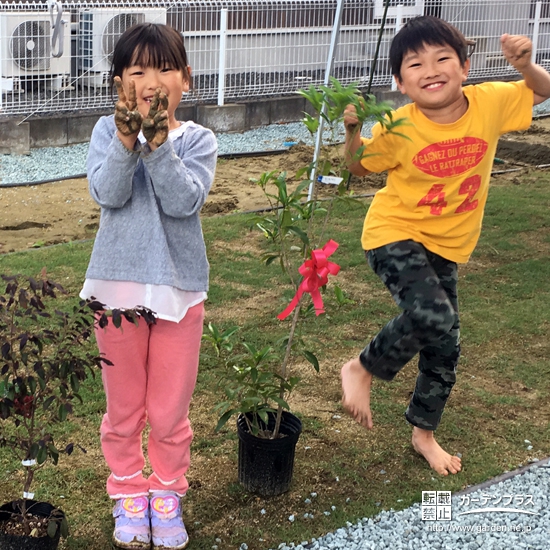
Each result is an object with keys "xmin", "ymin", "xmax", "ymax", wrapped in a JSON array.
[{"xmin": 0, "ymin": 89, "xmax": 407, "ymax": 155}]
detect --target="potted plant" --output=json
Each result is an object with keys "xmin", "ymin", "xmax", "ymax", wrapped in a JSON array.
[
  {"xmin": 203, "ymin": 79, "xmax": 407, "ymax": 496},
  {"xmin": 0, "ymin": 272, "xmax": 154, "ymax": 549}
]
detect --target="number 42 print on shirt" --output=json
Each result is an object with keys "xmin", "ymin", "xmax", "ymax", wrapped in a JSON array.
[{"xmin": 412, "ymin": 137, "xmax": 488, "ymax": 216}]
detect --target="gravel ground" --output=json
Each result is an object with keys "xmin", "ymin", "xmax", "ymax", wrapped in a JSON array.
[
  {"xmin": 269, "ymin": 460, "xmax": 550, "ymax": 550},
  {"xmin": 0, "ymin": 119, "xmax": 358, "ymax": 186}
]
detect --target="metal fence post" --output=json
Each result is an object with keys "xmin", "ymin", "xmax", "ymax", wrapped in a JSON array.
[
  {"xmin": 218, "ymin": 8, "xmax": 228, "ymax": 106},
  {"xmin": 532, "ymin": 1, "xmax": 542, "ymax": 64},
  {"xmin": 307, "ymin": 0, "xmax": 345, "ymax": 202},
  {"xmin": 391, "ymin": 4, "xmax": 404, "ymax": 92},
  {"xmin": 0, "ymin": 22, "xmax": 3, "ymax": 112}
]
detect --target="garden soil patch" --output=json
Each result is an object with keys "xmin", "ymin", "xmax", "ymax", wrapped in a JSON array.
[{"xmin": 1, "ymin": 117, "xmax": 550, "ymax": 255}]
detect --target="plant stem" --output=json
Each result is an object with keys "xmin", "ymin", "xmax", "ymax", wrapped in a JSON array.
[
  {"xmin": 244, "ymin": 413, "xmax": 253, "ymax": 435},
  {"xmin": 318, "ymin": 197, "xmax": 334, "ymax": 246},
  {"xmin": 23, "ymin": 465, "xmax": 34, "ymax": 497},
  {"xmin": 272, "ymin": 298, "xmax": 302, "ymax": 439},
  {"xmin": 19, "ymin": 497, "xmax": 31, "ymax": 535}
]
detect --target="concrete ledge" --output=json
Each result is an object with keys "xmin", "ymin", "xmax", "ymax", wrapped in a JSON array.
[
  {"xmin": 175, "ymin": 104, "xmax": 196, "ymax": 124},
  {"xmin": 30, "ymin": 118, "xmax": 68, "ymax": 149},
  {"xmin": 270, "ymin": 96, "xmax": 307, "ymax": 123},
  {"xmin": 246, "ymin": 100, "xmax": 272, "ymax": 129},
  {"xmin": 0, "ymin": 120, "xmax": 30, "ymax": 155},
  {"xmin": 67, "ymin": 114, "xmax": 102, "ymax": 145},
  {"xmin": 197, "ymin": 103, "xmax": 247, "ymax": 133}
]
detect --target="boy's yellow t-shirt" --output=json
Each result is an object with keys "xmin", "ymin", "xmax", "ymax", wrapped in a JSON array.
[{"xmin": 360, "ymin": 81, "xmax": 533, "ymax": 263}]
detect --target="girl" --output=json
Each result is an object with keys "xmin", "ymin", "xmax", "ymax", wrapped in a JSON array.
[{"xmin": 81, "ymin": 23, "xmax": 217, "ymax": 550}]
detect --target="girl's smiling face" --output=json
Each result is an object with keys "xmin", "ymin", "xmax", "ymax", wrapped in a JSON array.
[
  {"xmin": 121, "ymin": 62, "xmax": 190, "ymax": 131},
  {"xmin": 112, "ymin": 25, "xmax": 193, "ymax": 133},
  {"xmin": 395, "ymin": 43, "xmax": 470, "ymax": 120}
]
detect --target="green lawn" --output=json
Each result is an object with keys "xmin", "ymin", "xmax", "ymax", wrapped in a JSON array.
[{"xmin": 1, "ymin": 172, "xmax": 549, "ymax": 550}]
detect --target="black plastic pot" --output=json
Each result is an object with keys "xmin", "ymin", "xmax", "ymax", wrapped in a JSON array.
[
  {"xmin": 237, "ymin": 411, "xmax": 302, "ymax": 496},
  {"xmin": 0, "ymin": 500, "xmax": 64, "ymax": 550}
]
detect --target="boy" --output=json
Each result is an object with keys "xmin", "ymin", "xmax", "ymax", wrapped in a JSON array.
[{"xmin": 341, "ymin": 15, "xmax": 550, "ymax": 476}]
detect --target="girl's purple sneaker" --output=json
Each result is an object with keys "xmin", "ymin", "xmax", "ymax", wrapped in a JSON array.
[
  {"xmin": 150, "ymin": 493, "xmax": 189, "ymax": 550},
  {"xmin": 112, "ymin": 496, "xmax": 151, "ymax": 549}
]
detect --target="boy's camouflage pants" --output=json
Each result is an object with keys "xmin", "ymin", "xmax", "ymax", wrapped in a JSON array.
[{"xmin": 360, "ymin": 240, "xmax": 460, "ymax": 430}]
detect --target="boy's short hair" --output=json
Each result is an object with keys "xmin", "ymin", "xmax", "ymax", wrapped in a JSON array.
[{"xmin": 390, "ymin": 15, "xmax": 469, "ymax": 80}]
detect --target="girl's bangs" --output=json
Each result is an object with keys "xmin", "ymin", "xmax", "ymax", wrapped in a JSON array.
[{"xmin": 130, "ymin": 42, "xmax": 180, "ymax": 69}]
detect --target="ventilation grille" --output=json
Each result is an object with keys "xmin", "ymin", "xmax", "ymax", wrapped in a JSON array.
[
  {"xmin": 102, "ymin": 13, "xmax": 145, "ymax": 63},
  {"xmin": 10, "ymin": 20, "xmax": 51, "ymax": 70}
]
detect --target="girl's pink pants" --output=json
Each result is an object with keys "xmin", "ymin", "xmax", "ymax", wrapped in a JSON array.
[{"xmin": 94, "ymin": 303, "xmax": 204, "ymax": 499}]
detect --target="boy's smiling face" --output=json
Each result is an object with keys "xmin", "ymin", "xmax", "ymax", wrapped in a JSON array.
[{"xmin": 395, "ymin": 42, "xmax": 470, "ymax": 120}]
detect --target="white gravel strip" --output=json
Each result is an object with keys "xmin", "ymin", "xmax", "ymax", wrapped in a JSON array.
[
  {"xmin": 0, "ymin": 120, "xmax": 359, "ymax": 186},
  {"xmin": 267, "ymin": 460, "xmax": 550, "ymax": 550}
]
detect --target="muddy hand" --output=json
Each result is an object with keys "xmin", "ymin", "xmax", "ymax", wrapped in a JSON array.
[
  {"xmin": 501, "ymin": 34, "xmax": 532, "ymax": 72},
  {"xmin": 114, "ymin": 77, "xmax": 142, "ymax": 136},
  {"xmin": 142, "ymin": 88, "xmax": 169, "ymax": 148},
  {"xmin": 344, "ymin": 103, "xmax": 361, "ymax": 133}
]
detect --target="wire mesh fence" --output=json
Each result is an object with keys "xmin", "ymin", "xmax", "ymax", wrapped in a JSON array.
[{"xmin": 0, "ymin": 0, "xmax": 549, "ymax": 117}]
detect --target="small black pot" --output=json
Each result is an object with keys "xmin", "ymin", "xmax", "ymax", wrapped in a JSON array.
[
  {"xmin": 0, "ymin": 500, "xmax": 64, "ymax": 550},
  {"xmin": 237, "ymin": 411, "xmax": 302, "ymax": 496}
]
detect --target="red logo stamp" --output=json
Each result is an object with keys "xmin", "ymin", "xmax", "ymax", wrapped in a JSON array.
[{"xmin": 413, "ymin": 137, "xmax": 488, "ymax": 178}]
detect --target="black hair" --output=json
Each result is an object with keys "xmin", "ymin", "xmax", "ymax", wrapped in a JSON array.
[
  {"xmin": 389, "ymin": 16, "xmax": 469, "ymax": 81},
  {"xmin": 110, "ymin": 23, "xmax": 191, "ymax": 87}
]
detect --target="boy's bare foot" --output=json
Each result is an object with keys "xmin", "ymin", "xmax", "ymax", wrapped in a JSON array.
[
  {"xmin": 411, "ymin": 427, "xmax": 462, "ymax": 475},
  {"xmin": 341, "ymin": 357, "xmax": 373, "ymax": 429}
]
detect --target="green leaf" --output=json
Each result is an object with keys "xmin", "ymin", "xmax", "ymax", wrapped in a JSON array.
[
  {"xmin": 222, "ymin": 326, "xmax": 240, "ymax": 339},
  {"xmin": 37, "ymin": 444, "xmax": 48, "ymax": 465},
  {"xmin": 47, "ymin": 520, "xmax": 58, "ymax": 538},
  {"xmin": 287, "ymin": 226, "xmax": 309, "ymax": 245},
  {"xmin": 27, "ymin": 377, "xmax": 37, "ymax": 394},
  {"xmin": 29, "ymin": 442, "xmax": 39, "ymax": 459},
  {"xmin": 60, "ymin": 362, "xmax": 69, "ymax": 379},
  {"xmin": 112, "ymin": 309, "xmax": 122, "ymax": 329},
  {"xmin": 288, "ymin": 376, "xmax": 301, "ymax": 388},
  {"xmin": 207, "ymin": 321, "xmax": 219, "ymax": 339},
  {"xmin": 272, "ymin": 396, "xmax": 291, "ymax": 409},
  {"xmin": 250, "ymin": 368, "xmax": 258, "ymax": 383},
  {"xmin": 48, "ymin": 443, "xmax": 60, "ymax": 465},
  {"xmin": 301, "ymin": 113, "xmax": 319, "ymax": 134},
  {"xmin": 1, "ymin": 342, "xmax": 11, "ymax": 359},
  {"xmin": 263, "ymin": 254, "xmax": 280, "ymax": 266},
  {"xmin": 58, "ymin": 403, "xmax": 68, "ymax": 421},
  {"xmin": 215, "ymin": 409, "xmax": 235, "ymax": 432},
  {"xmin": 280, "ymin": 208, "xmax": 293, "ymax": 228},
  {"xmin": 18, "ymin": 334, "xmax": 28, "ymax": 352},
  {"xmin": 302, "ymin": 350, "xmax": 320, "ymax": 372},
  {"xmin": 60, "ymin": 516, "xmax": 69, "ymax": 538},
  {"xmin": 257, "ymin": 409, "xmax": 269, "ymax": 426},
  {"xmin": 70, "ymin": 373, "xmax": 80, "ymax": 393},
  {"xmin": 43, "ymin": 396, "xmax": 55, "ymax": 411}
]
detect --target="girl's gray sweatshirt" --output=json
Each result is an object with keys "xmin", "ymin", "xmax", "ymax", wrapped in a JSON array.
[{"xmin": 85, "ymin": 115, "xmax": 218, "ymax": 292}]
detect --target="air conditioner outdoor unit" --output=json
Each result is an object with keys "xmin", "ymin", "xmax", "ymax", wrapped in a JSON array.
[
  {"xmin": 0, "ymin": 12, "xmax": 71, "ymax": 92},
  {"xmin": 78, "ymin": 8, "xmax": 167, "ymax": 87}
]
